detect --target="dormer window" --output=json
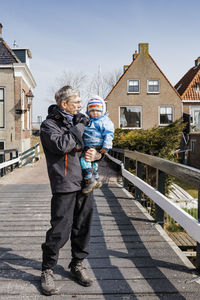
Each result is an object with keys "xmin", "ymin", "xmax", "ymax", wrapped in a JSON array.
[
  {"xmin": 128, "ymin": 80, "xmax": 140, "ymax": 93},
  {"xmin": 147, "ymin": 80, "xmax": 160, "ymax": 93},
  {"xmin": 195, "ymin": 82, "xmax": 199, "ymax": 94},
  {"xmin": 0, "ymin": 88, "xmax": 5, "ymax": 128}
]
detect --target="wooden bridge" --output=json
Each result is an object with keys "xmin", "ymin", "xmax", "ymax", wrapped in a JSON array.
[{"xmin": 0, "ymin": 152, "xmax": 200, "ymax": 299}]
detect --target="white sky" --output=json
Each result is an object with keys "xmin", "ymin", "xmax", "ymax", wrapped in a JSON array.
[{"xmin": 1, "ymin": 0, "xmax": 200, "ymax": 121}]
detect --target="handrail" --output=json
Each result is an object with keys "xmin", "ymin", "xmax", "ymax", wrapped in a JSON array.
[
  {"xmin": 0, "ymin": 143, "xmax": 40, "ymax": 176},
  {"xmin": 0, "ymin": 148, "xmax": 18, "ymax": 154},
  {"xmin": 112, "ymin": 148, "xmax": 200, "ymax": 186},
  {"xmin": 106, "ymin": 148, "xmax": 200, "ymax": 269}
]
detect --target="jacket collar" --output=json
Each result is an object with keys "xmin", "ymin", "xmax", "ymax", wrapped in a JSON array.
[{"xmin": 47, "ymin": 105, "xmax": 73, "ymax": 127}]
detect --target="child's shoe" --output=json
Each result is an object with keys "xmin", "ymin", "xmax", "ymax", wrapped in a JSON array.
[
  {"xmin": 82, "ymin": 177, "xmax": 97, "ymax": 194},
  {"xmin": 94, "ymin": 178, "xmax": 102, "ymax": 189}
]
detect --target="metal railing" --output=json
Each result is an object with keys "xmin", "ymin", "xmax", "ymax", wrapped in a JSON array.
[
  {"xmin": 0, "ymin": 143, "xmax": 40, "ymax": 177},
  {"xmin": 107, "ymin": 147, "xmax": 200, "ymax": 269}
]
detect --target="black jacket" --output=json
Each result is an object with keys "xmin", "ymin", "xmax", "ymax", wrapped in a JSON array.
[{"xmin": 40, "ymin": 105, "xmax": 85, "ymax": 193}]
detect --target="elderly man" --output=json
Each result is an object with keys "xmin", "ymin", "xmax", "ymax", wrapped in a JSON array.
[{"xmin": 40, "ymin": 86, "xmax": 101, "ymax": 296}]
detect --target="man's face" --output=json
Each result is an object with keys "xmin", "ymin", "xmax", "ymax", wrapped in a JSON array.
[{"xmin": 61, "ymin": 96, "xmax": 82, "ymax": 115}]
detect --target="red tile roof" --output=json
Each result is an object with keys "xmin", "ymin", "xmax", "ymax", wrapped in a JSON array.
[{"xmin": 175, "ymin": 64, "xmax": 200, "ymax": 100}]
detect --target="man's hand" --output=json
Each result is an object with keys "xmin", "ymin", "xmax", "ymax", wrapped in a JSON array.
[
  {"xmin": 85, "ymin": 148, "xmax": 102, "ymax": 162},
  {"xmin": 73, "ymin": 113, "xmax": 90, "ymax": 126}
]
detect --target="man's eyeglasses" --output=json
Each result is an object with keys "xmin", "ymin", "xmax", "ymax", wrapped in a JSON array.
[{"xmin": 68, "ymin": 101, "xmax": 81, "ymax": 105}]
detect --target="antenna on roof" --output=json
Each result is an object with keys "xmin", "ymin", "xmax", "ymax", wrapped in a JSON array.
[{"xmin": 13, "ymin": 40, "xmax": 18, "ymax": 48}]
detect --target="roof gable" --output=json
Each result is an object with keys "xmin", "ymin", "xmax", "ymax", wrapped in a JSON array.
[
  {"xmin": 105, "ymin": 47, "xmax": 181, "ymax": 101},
  {"xmin": 175, "ymin": 64, "xmax": 200, "ymax": 100},
  {"xmin": 105, "ymin": 53, "xmax": 140, "ymax": 99},
  {"xmin": 0, "ymin": 39, "xmax": 20, "ymax": 64}
]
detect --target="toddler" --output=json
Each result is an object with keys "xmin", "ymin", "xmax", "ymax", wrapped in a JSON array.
[{"xmin": 80, "ymin": 96, "xmax": 114, "ymax": 193}]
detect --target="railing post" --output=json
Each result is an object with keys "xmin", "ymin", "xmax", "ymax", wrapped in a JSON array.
[
  {"xmin": 135, "ymin": 161, "xmax": 143, "ymax": 202},
  {"xmin": 196, "ymin": 185, "xmax": 200, "ymax": 270},
  {"xmin": 0, "ymin": 153, "xmax": 5, "ymax": 177},
  {"xmin": 36, "ymin": 143, "xmax": 41, "ymax": 160},
  {"xmin": 0, "ymin": 153, "xmax": 3, "ymax": 177},
  {"xmin": 123, "ymin": 156, "xmax": 130, "ymax": 190},
  {"xmin": 10, "ymin": 152, "xmax": 13, "ymax": 172},
  {"xmin": 15, "ymin": 150, "xmax": 19, "ymax": 167},
  {"xmin": 155, "ymin": 170, "xmax": 165, "ymax": 227}
]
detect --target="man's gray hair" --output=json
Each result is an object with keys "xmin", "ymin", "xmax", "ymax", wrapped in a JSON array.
[{"xmin": 55, "ymin": 85, "xmax": 80, "ymax": 106}]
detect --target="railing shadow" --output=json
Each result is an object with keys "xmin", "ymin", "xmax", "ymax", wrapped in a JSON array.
[
  {"xmin": 0, "ymin": 248, "xmax": 71, "ymax": 295},
  {"xmin": 89, "ymin": 184, "xmax": 199, "ymax": 299}
]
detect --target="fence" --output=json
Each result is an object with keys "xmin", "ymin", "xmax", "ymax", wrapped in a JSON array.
[
  {"xmin": 0, "ymin": 143, "xmax": 40, "ymax": 177},
  {"xmin": 107, "ymin": 148, "xmax": 200, "ymax": 269}
]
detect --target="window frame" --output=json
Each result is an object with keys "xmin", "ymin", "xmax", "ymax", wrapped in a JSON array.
[
  {"xmin": 27, "ymin": 109, "xmax": 30, "ymax": 130},
  {"xmin": 127, "ymin": 79, "xmax": 140, "ymax": 94},
  {"xmin": 119, "ymin": 105, "xmax": 142, "ymax": 129},
  {"xmin": 159, "ymin": 105, "xmax": 174, "ymax": 126},
  {"xmin": 147, "ymin": 79, "xmax": 160, "ymax": 94},
  {"xmin": 0, "ymin": 87, "xmax": 5, "ymax": 129},
  {"xmin": 21, "ymin": 89, "xmax": 25, "ymax": 130},
  {"xmin": 190, "ymin": 106, "xmax": 200, "ymax": 127}
]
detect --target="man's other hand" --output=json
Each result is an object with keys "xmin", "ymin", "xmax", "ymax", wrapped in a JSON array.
[{"xmin": 73, "ymin": 113, "xmax": 90, "ymax": 126}]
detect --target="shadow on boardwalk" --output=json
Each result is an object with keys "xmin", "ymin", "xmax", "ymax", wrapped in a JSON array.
[
  {"xmin": 88, "ymin": 185, "xmax": 198, "ymax": 300},
  {"xmin": 0, "ymin": 247, "xmax": 73, "ymax": 295}
]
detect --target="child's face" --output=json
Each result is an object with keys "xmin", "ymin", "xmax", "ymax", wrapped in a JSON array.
[{"xmin": 89, "ymin": 110, "xmax": 102, "ymax": 118}]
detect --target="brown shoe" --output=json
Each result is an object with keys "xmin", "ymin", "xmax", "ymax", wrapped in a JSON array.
[
  {"xmin": 94, "ymin": 178, "xmax": 102, "ymax": 189},
  {"xmin": 41, "ymin": 269, "xmax": 59, "ymax": 296},
  {"xmin": 68, "ymin": 262, "xmax": 93, "ymax": 287},
  {"xmin": 82, "ymin": 177, "xmax": 97, "ymax": 194}
]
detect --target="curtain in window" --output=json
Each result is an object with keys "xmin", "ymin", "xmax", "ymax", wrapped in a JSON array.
[{"xmin": 120, "ymin": 106, "xmax": 141, "ymax": 128}]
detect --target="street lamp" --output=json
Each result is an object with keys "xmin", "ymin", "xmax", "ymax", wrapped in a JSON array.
[{"xmin": 26, "ymin": 90, "xmax": 34, "ymax": 106}]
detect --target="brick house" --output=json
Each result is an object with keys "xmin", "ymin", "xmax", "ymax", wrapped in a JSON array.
[
  {"xmin": 0, "ymin": 24, "xmax": 36, "ymax": 152},
  {"xmin": 175, "ymin": 57, "xmax": 200, "ymax": 168},
  {"xmin": 106, "ymin": 43, "xmax": 182, "ymax": 130}
]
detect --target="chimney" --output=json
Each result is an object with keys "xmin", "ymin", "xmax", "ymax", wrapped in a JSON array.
[
  {"xmin": 195, "ymin": 57, "xmax": 200, "ymax": 67},
  {"xmin": 0, "ymin": 23, "xmax": 2, "ymax": 39},
  {"xmin": 138, "ymin": 43, "xmax": 149, "ymax": 55}
]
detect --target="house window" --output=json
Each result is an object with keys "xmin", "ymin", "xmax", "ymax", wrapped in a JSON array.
[
  {"xmin": 0, "ymin": 141, "xmax": 4, "ymax": 150},
  {"xmin": 0, "ymin": 88, "xmax": 5, "ymax": 128},
  {"xmin": 27, "ymin": 109, "xmax": 30, "ymax": 130},
  {"xmin": 190, "ymin": 106, "xmax": 200, "ymax": 129},
  {"xmin": 191, "ymin": 140, "xmax": 196, "ymax": 152},
  {"xmin": 120, "ymin": 106, "xmax": 142, "ymax": 128},
  {"xmin": 148, "ymin": 80, "xmax": 160, "ymax": 93},
  {"xmin": 159, "ymin": 106, "xmax": 173, "ymax": 125},
  {"xmin": 128, "ymin": 80, "xmax": 140, "ymax": 93}
]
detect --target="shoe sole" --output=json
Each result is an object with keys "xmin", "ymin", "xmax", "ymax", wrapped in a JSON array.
[
  {"xmin": 41, "ymin": 288, "xmax": 59, "ymax": 296},
  {"xmin": 70, "ymin": 273, "xmax": 92, "ymax": 287}
]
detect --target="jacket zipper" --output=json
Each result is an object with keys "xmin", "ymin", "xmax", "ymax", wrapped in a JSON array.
[{"xmin": 65, "ymin": 153, "xmax": 67, "ymax": 176}]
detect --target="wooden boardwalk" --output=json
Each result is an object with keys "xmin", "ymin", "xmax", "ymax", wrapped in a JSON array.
[{"xmin": 0, "ymin": 157, "xmax": 200, "ymax": 299}]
